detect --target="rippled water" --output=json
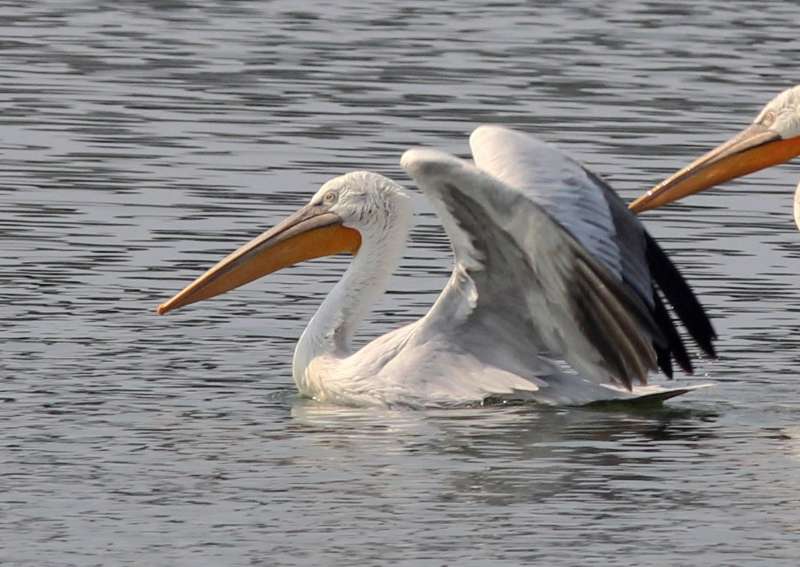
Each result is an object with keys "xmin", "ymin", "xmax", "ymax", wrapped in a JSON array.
[{"xmin": 3, "ymin": 1, "xmax": 800, "ymax": 565}]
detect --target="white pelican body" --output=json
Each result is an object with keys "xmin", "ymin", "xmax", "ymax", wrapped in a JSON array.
[
  {"xmin": 630, "ymin": 84, "xmax": 800, "ymax": 217},
  {"xmin": 158, "ymin": 126, "xmax": 715, "ymax": 408}
]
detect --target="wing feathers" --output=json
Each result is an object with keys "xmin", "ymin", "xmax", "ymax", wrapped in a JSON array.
[
  {"xmin": 402, "ymin": 147, "xmax": 662, "ymax": 390},
  {"xmin": 644, "ymin": 233, "xmax": 717, "ymax": 359},
  {"xmin": 573, "ymin": 255, "xmax": 656, "ymax": 389},
  {"xmin": 401, "ymin": 127, "xmax": 716, "ymax": 393},
  {"xmin": 651, "ymin": 288, "xmax": 692, "ymax": 377},
  {"xmin": 470, "ymin": 125, "xmax": 714, "ymax": 377}
]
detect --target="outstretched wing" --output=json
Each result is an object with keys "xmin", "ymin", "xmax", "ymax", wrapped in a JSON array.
[
  {"xmin": 468, "ymin": 125, "xmax": 716, "ymax": 377},
  {"xmin": 469, "ymin": 125, "xmax": 651, "ymax": 306},
  {"xmin": 401, "ymin": 126, "xmax": 715, "ymax": 389},
  {"xmin": 401, "ymin": 148, "xmax": 663, "ymax": 390}
]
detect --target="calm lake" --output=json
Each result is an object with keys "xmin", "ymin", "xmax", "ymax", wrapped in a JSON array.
[{"xmin": 3, "ymin": 1, "xmax": 800, "ymax": 565}]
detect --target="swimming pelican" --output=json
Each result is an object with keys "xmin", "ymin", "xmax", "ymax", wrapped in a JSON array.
[
  {"xmin": 630, "ymin": 84, "xmax": 800, "ymax": 220},
  {"xmin": 157, "ymin": 126, "xmax": 716, "ymax": 407}
]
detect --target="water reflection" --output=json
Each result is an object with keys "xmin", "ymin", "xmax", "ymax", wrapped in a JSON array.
[{"xmin": 290, "ymin": 401, "xmax": 720, "ymax": 505}]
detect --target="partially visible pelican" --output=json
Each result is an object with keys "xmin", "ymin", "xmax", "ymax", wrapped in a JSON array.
[
  {"xmin": 630, "ymin": 84, "xmax": 800, "ymax": 221},
  {"xmin": 157, "ymin": 126, "xmax": 716, "ymax": 408}
]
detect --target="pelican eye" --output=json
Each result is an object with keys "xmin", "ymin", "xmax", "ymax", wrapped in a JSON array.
[
  {"xmin": 323, "ymin": 191, "xmax": 338, "ymax": 205},
  {"xmin": 760, "ymin": 110, "xmax": 777, "ymax": 128}
]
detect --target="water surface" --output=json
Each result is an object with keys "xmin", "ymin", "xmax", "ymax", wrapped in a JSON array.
[{"xmin": 3, "ymin": 1, "xmax": 800, "ymax": 565}]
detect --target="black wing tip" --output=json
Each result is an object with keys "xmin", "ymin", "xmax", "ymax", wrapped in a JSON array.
[
  {"xmin": 644, "ymin": 232, "xmax": 717, "ymax": 372},
  {"xmin": 655, "ymin": 344, "xmax": 675, "ymax": 379},
  {"xmin": 652, "ymin": 287, "xmax": 693, "ymax": 377}
]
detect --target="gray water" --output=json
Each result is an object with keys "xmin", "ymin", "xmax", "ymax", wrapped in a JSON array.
[{"xmin": 3, "ymin": 1, "xmax": 800, "ymax": 565}]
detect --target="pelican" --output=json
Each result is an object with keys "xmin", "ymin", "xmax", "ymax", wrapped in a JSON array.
[
  {"xmin": 630, "ymin": 84, "xmax": 800, "ymax": 220},
  {"xmin": 157, "ymin": 126, "xmax": 716, "ymax": 408}
]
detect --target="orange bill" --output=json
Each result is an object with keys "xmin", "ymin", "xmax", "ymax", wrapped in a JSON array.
[
  {"xmin": 630, "ymin": 123, "xmax": 800, "ymax": 213},
  {"xmin": 157, "ymin": 205, "xmax": 361, "ymax": 314}
]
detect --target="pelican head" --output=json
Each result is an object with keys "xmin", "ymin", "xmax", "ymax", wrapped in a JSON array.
[
  {"xmin": 156, "ymin": 171, "xmax": 409, "ymax": 315},
  {"xmin": 630, "ymin": 84, "xmax": 800, "ymax": 213}
]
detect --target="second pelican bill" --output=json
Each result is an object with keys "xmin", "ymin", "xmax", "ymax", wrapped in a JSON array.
[{"xmin": 630, "ymin": 84, "xmax": 800, "ymax": 217}]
